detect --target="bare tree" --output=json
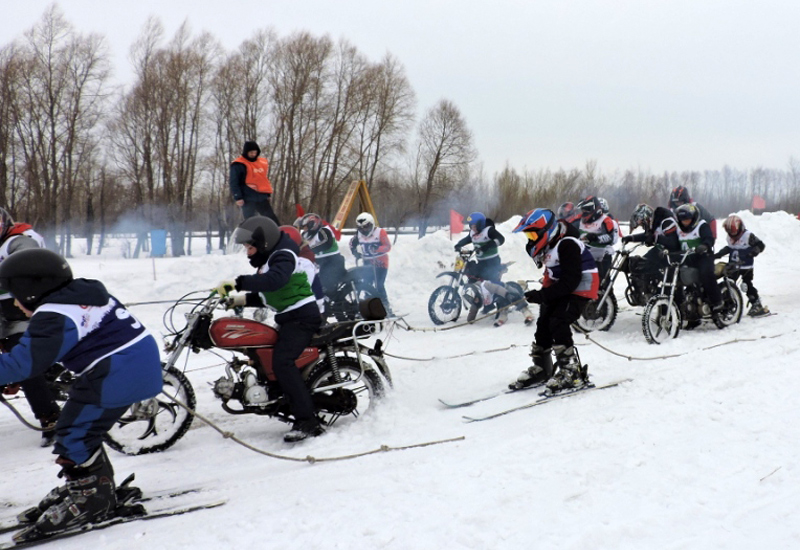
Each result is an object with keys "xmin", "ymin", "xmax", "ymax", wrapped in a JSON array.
[
  {"xmin": 413, "ymin": 99, "xmax": 476, "ymax": 237},
  {"xmin": 7, "ymin": 6, "xmax": 111, "ymax": 251}
]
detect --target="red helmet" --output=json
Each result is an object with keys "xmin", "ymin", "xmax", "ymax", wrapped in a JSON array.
[{"xmin": 722, "ymin": 215, "xmax": 744, "ymax": 239}]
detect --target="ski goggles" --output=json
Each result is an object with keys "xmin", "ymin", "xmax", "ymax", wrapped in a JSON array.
[{"xmin": 524, "ymin": 230, "xmax": 542, "ymax": 242}]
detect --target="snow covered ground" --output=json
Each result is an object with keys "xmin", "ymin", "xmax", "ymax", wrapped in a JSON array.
[{"xmin": 1, "ymin": 211, "xmax": 799, "ymax": 549}]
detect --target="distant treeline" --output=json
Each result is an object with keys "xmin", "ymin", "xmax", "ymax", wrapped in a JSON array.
[{"xmin": 1, "ymin": 7, "xmax": 797, "ymax": 257}]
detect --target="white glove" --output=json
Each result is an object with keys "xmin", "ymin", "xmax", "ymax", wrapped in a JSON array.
[
  {"xmin": 215, "ymin": 280, "xmax": 236, "ymax": 298},
  {"xmin": 224, "ymin": 294, "xmax": 247, "ymax": 309}
]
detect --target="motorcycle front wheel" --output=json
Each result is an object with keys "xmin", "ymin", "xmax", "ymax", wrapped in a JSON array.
[
  {"xmin": 642, "ymin": 296, "xmax": 681, "ymax": 344},
  {"xmin": 104, "ymin": 365, "xmax": 196, "ymax": 455},
  {"xmin": 306, "ymin": 357, "xmax": 384, "ymax": 427},
  {"xmin": 575, "ymin": 292, "xmax": 618, "ymax": 333},
  {"xmin": 428, "ymin": 285, "xmax": 462, "ymax": 325}
]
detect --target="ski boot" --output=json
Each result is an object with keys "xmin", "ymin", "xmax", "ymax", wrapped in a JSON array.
[
  {"xmin": 509, "ymin": 344, "xmax": 553, "ymax": 390},
  {"xmin": 545, "ymin": 345, "xmax": 587, "ymax": 394},
  {"xmin": 22, "ymin": 447, "xmax": 117, "ymax": 538},
  {"xmin": 38, "ymin": 412, "xmax": 59, "ymax": 448},
  {"xmin": 747, "ymin": 299, "xmax": 769, "ymax": 317}
]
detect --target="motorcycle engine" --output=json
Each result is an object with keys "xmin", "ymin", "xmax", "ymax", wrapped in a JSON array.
[{"xmin": 242, "ymin": 373, "xmax": 269, "ymax": 405}]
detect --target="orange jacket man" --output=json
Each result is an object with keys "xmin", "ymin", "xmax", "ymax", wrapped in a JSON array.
[{"xmin": 230, "ymin": 141, "xmax": 280, "ymax": 223}]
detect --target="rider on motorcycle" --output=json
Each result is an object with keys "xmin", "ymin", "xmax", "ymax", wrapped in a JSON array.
[
  {"xmin": 298, "ymin": 213, "xmax": 346, "ymax": 295},
  {"xmin": 217, "ymin": 216, "xmax": 325, "ymax": 442},
  {"xmin": 577, "ymin": 196, "xmax": 618, "ymax": 283},
  {"xmin": 674, "ymin": 204, "xmax": 725, "ymax": 327},
  {"xmin": 622, "ymin": 204, "xmax": 681, "ymax": 304},
  {"xmin": 454, "ymin": 212, "xmax": 529, "ymax": 326},
  {"xmin": 714, "ymin": 214, "xmax": 769, "ymax": 317}
]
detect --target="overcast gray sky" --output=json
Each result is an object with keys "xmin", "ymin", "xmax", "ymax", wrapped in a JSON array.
[{"xmin": 4, "ymin": 0, "xmax": 800, "ymax": 177}]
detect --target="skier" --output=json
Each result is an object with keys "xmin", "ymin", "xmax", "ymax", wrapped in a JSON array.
[
  {"xmin": 674, "ymin": 203, "xmax": 724, "ymax": 327},
  {"xmin": 621, "ymin": 203, "xmax": 681, "ymax": 305},
  {"xmin": 0, "ymin": 249, "xmax": 163, "ymax": 537},
  {"xmin": 298, "ymin": 213, "xmax": 346, "ymax": 295},
  {"xmin": 454, "ymin": 212, "xmax": 531, "ymax": 326},
  {"xmin": 556, "ymin": 202, "xmax": 581, "ymax": 228},
  {"xmin": 714, "ymin": 214, "xmax": 769, "ymax": 316},
  {"xmin": 509, "ymin": 209, "xmax": 599, "ymax": 394},
  {"xmin": 216, "ymin": 216, "xmax": 324, "ymax": 442},
  {"xmin": 668, "ymin": 185, "xmax": 716, "ymax": 238},
  {"xmin": 577, "ymin": 196, "xmax": 617, "ymax": 283},
  {"xmin": 349, "ymin": 212, "xmax": 392, "ymax": 312},
  {"xmin": 0, "ymin": 208, "xmax": 60, "ymax": 446}
]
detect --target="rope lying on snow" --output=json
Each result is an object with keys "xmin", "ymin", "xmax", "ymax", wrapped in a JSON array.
[{"xmin": 159, "ymin": 393, "xmax": 465, "ymax": 464}]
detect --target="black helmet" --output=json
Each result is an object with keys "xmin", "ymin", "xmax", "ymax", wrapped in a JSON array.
[
  {"xmin": 577, "ymin": 196, "xmax": 602, "ymax": 224},
  {"xmin": 675, "ymin": 204, "xmax": 700, "ymax": 230},
  {"xmin": 299, "ymin": 213, "xmax": 323, "ymax": 240},
  {"xmin": 232, "ymin": 216, "xmax": 281, "ymax": 254},
  {"xmin": 0, "ymin": 248, "xmax": 73, "ymax": 309}
]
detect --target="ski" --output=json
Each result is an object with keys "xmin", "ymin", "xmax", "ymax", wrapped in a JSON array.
[
  {"xmin": 439, "ymin": 382, "xmax": 546, "ymax": 409},
  {"xmin": 462, "ymin": 378, "xmax": 633, "ymax": 423},
  {"xmin": 0, "ymin": 499, "xmax": 226, "ymax": 549},
  {"xmin": 0, "ymin": 474, "xmax": 205, "ymax": 536}
]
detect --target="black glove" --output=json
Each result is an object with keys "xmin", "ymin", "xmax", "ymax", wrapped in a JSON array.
[
  {"xmin": 454, "ymin": 244, "xmax": 461, "ymax": 252},
  {"xmin": 621, "ymin": 235, "xmax": 633, "ymax": 244},
  {"xmin": 695, "ymin": 244, "xmax": 709, "ymax": 255},
  {"xmin": 644, "ymin": 234, "xmax": 655, "ymax": 247},
  {"xmin": 751, "ymin": 248, "xmax": 760, "ymax": 257},
  {"xmin": 524, "ymin": 290, "xmax": 542, "ymax": 304},
  {"xmin": 585, "ymin": 233, "xmax": 599, "ymax": 243},
  {"xmin": 713, "ymin": 250, "xmax": 725, "ymax": 259}
]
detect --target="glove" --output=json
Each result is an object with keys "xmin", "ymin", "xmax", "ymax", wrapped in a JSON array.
[
  {"xmin": 621, "ymin": 235, "xmax": 633, "ymax": 244},
  {"xmin": 644, "ymin": 234, "xmax": 655, "ymax": 247},
  {"xmin": 713, "ymin": 250, "xmax": 725, "ymax": 259},
  {"xmin": 585, "ymin": 233, "xmax": 599, "ymax": 243},
  {"xmin": 454, "ymin": 244, "xmax": 462, "ymax": 252},
  {"xmin": 224, "ymin": 294, "xmax": 247, "ymax": 309},
  {"xmin": 695, "ymin": 244, "xmax": 709, "ymax": 255},
  {"xmin": 751, "ymin": 248, "xmax": 760, "ymax": 257},
  {"xmin": 215, "ymin": 280, "xmax": 237, "ymax": 298},
  {"xmin": 524, "ymin": 290, "xmax": 542, "ymax": 304}
]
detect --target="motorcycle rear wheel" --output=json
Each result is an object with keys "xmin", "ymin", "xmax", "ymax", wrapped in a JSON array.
[
  {"xmin": 329, "ymin": 282, "xmax": 379, "ymax": 322},
  {"xmin": 713, "ymin": 280, "xmax": 744, "ymax": 329},
  {"xmin": 306, "ymin": 357, "xmax": 384, "ymax": 427},
  {"xmin": 104, "ymin": 365, "xmax": 196, "ymax": 455},
  {"xmin": 428, "ymin": 285, "xmax": 462, "ymax": 325}
]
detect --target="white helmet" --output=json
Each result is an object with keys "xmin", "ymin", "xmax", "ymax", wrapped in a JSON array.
[{"xmin": 355, "ymin": 212, "xmax": 375, "ymax": 235}]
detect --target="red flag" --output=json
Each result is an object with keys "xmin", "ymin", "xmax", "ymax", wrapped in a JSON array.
[
  {"xmin": 752, "ymin": 195, "xmax": 766, "ymax": 210},
  {"xmin": 295, "ymin": 204, "xmax": 305, "ymax": 219},
  {"xmin": 324, "ymin": 220, "xmax": 342, "ymax": 241},
  {"xmin": 450, "ymin": 210, "xmax": 464, "ymax": 239}
]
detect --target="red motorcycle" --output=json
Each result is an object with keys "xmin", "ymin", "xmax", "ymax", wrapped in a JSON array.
[{"xmin": 101, "ymin": 293, "xmax": 393, "ymax": 454}]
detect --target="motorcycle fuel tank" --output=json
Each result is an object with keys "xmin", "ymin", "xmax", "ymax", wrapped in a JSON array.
[{"xmin": 209, "ymin": 317, "xmax": 280, "ymax": 348}]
